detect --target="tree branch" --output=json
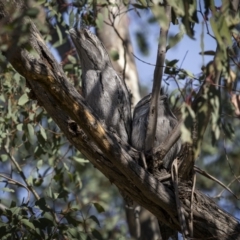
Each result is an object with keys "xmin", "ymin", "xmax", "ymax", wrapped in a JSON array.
[
  {"xmin": 1, "ymin": 1, "xmax": 240, "ymax": 239},
  {"xmin": 145, "ymin": 4, "xmax": 171, "ymax": 152}
]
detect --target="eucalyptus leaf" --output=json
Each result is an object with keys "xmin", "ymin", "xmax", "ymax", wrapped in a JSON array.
[{"xmin": 18, "ymin": 93, "xmax": 29, "ymax": 106}]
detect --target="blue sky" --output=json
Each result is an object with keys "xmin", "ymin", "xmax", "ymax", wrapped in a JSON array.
[{"xmin": 128, "ymin": 3, "xmax": 218, "ymax": 90}]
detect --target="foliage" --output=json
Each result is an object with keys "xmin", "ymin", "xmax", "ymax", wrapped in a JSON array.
[{"xmin": 1, "ymin": 0, "xmax": 240, "ymax": 238}]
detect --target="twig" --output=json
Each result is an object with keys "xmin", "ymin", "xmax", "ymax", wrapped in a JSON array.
[
  {"xmin": 223, "ymin": 138, "xmax": 240, "ymax": 184},
  {"xmin": 214, "ymin": 176, "xmax": 240, "ymax": 199},
  {"xmin": 179, "ymin": 50, "xmax": 189, "ymax": 69},
  {"xmin": 171, "ymin": 159, "xmax": 189, "ymax": 239},
  {"xmin": 0, "ymin": 173, "xmax": 30, "ymax": 202},
  {"xmin": 153, "ymin": 120, "xmax": 182, "ymax": 161},
  {"xmin": 145, "ymin": 3, "xmax": 171, "ymax": 152},
  {"xmin": 132, "ymin": 53, "xmax": 199, "ymax": 81},
  {"xmin": 198, "ymin": 1, "xmax": 216, "ymax": 40},
  {"xmin": 3, "ymin": 140, "xmax": 60, "ymax": 226},
  {"xmin": 194, "ymin": 166, "xmax": 239, "ymax": 199},
  {"xmin": 190, "ymin": 171, "xmax": 196, "ymax": 237},
  {"xmin": 4, "ymin": 145, "xmax": 40, "ymax": 201},
  {"xmin": 105, "ymin": 6, "xmax": 128, "ymax": 82}
]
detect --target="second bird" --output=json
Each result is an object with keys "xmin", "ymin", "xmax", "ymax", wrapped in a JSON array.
[{"xmin": 131, "ymin": 93, "xmax": 181, "ymax": 170}]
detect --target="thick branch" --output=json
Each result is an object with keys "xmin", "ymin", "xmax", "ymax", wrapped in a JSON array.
[{"xmin": 0, "ymin": 1, "xmax": 240, "ymax": 239}]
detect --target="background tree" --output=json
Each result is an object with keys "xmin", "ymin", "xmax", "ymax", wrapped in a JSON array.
[{"xmin": 0, "ymin": 0, "xmax": 240, "ymax": 239}]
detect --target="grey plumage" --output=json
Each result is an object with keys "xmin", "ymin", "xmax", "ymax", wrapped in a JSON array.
[
  {"xmin": 69, "ymin": 28, "xmax": 131, "ymax": 143},
  {"xmin": 132, "ymin": 93, "xmax": 181, "ymax": 240},
  {"xmin": 131, "ymin": 93, "xmax": 181, "ymax": 170}
]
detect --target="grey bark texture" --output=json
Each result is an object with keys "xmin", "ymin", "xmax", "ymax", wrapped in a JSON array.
[{"xmin": 1, "ymin": 1, "xmax": 240, "ymax": 239}]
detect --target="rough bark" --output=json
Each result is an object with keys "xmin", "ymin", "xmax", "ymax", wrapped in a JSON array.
[{"xmin": 0, "ymin": 1, "xmax": 240, "ymax": 239}]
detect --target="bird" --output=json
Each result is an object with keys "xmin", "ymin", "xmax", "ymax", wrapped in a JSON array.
[
  {"xmin": 131, "ymin": 91, "xmax": 181, "ymax": 239},
  {"xmin": 131, "ymin": 92, "xmax": 181, "ymax": 170},
  {"xmin": 69, "ymin": 28, "xmax": 131, "ymax": 143}
]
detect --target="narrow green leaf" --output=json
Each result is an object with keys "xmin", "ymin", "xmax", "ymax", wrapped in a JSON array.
[
  {"xmin": 40, "ymin": 127, "xmax": 47, "ymax": 140},
  {"xmin": 37, "ymin": 159, "xmax": 43, "ymax": 168},
  {"xmin": 167, "ymin": 30, "xmax": 184, "ymax": 51},
  {"xmin": 91, "ymin": 228, "xmax": 103, "ymax": 240},
  {"xmin": 68, "ymin": 55, "xmax": 77, "ymax": 64},
  {"xmin": 96, "ymin": 13, "xmax": 104, "ymax": 30},
  {"xmin": 36, "ymin": 198, "xmax": 49, "ymax": 212},
  {"xmin": 56, "ymin": 25, "xmax": 63, "ymax": 44},
  {"xmin": 69, "ymin": 9, "xmax": 75, "ymax": 27},
  {"xmin": 27, "ymin": 123, "xmax": 35, "ymax": 144},
  {"xmin": 21, "ymin": 219, "xmax": 35, "ymax": 230},
  {"xmin": 72, "ymin": 156, "xmax": 89, "ymax": 163},
  {"xmin": 63, "ymin": 162, "xmax": 69, "ymax": 171},
  {"xmin": 0, "ymin": 154, "xmax": 8, "ymax": 162},
  {"xmin": 89, "ymin": 215, "xmax": 100, "ymax": 227},
  {"xmin": 93, "ymin": 203, "xmax": 105, "ymax": 213},
  {"xmin": 17, "ymin": 123, "xmax": 23, "ymax": 131},
  {"xmin": 26, "ymin": 8, "xmax": 39, "ymax": 18},
  {"xmin": 27, "ymin": 175, "xmax": 33, "ymax": 185},
  {"xmin": 1, "ymin": 188, "xmax": 15, "ymax": 193}
]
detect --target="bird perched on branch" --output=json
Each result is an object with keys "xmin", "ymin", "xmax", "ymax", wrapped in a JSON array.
[
  {"xmin": 131, "ymin": 92, "xmax": 181, "ymax": 240},
  {"xmin": 69, "ymin": 28, "xmax": 131, "ymax": 143},
  {"xmin": 131, "ymin": 92, "xmax": 181, "ymax": 170}
]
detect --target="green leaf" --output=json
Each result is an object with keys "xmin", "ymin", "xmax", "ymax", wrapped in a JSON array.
[
  {"xmin": 69, "ymin": 9, "xmax": 75, "ymax": 28},
  {"xmin": 57, "ymin": 190, "xmax": 69, "ymax": 199},
  {"xmin": 180, "ymin": 103, "xmax": 195, "ymax": 143},
  {"xmin": 67, "ymin": 227, "xmax": 80, "ymax": 238},
  {"xmin": 151, "ymin": 4, "xmax": 170, "ymax": 27},
  {"xmin": 64, "ymin": 63, "xmax": 74, "ymax": 70},
  {"xmin": 72, "ymin": 156, "xmax": 89, "ymax": 164},
  {"xmin": 39, "ymin": 213, "xmax": 56, "ymax": 227},
  {"xmin": 63, "ymin": 162, "xmax": 69, "ymax": 171},
  {"xmin": 136, "ymin": 31, "xmax": 149, "ymax": 56},
  {"xmin": 56, "ymin": 25, "xmax": 63, "ymax": 44},
  {"xmin": 96, "ymin": 12, "xmax": 104, "ymax": 30},
  {"xmin": 26, "ymin": 8, "xmax": 39, "ymax": 18},
  {"xmin": 21, "ymin": 219, "xmax": 35, "ymax": 230},
  {"xmin": 40, "ymin": 127, "xmax": 47, "ymax": 140},
  {"xmin": 93, "ymin": 203, "xmax": 105, "ymax": 213},
  {"xmin": 1, "ymin": 188, "xmax": 15, "ymax": 193},
  {"xmin": 110, "ymin": 50, "xmax": 120, "ymax": 61},
  {"xmin": 91, "ymin": 229, "xmax": 103, "ymax": 240},
  {"xmin": 89, "ymin": 215, "xmax": 100, "ymax": 227},
  {"xmin": 68, "ymin": 55, "xmax": 77, "ymax": 64},
  {"xmin": 0, "ymin": 154, "xmax": 8, "ymax": 162},
  {"xmin": 36, "ymin": 198, "xmax": 49, "ymax": 212},
  {"xmin": 27, "ymin": 175, "xmax": 33, "ymax": 185},
  {"xmin": 37, "ymin": 159, "xmax": 43, "ymax": 168},
  {"xmin": 17, "ymin": 123, "xmax": 23, "ymax": 131},
  {"xmin": 33, "ymin": 177, "xmax": 43, "ymax": 187},
  {"xmin": 165, "ymin": 59, "xmax": 179, "ymax": 67},
  {"xmin": 167, "ymin": 30, "xmax": 184, "ymax": 51},
  {"xmin": 132, "ymin": 3, "xmax": 148, "ymax": 9},
  {"xmin": 181, "ymin": 69, "xmax": 195, "ymax": 79},
  {"xmin": 18, "ymin": 93, "xmax": 29, "ymax": 106},
  {"xmin": 27, "ymin": 123, "xmax": 35, "ymax": 144}
]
